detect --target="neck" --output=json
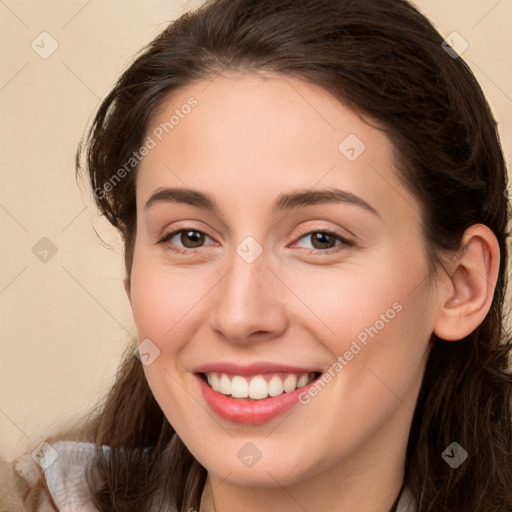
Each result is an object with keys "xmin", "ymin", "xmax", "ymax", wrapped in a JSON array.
[{"xmin": 201, "ymin": 466, "xmax": 405, "ymax": 512}]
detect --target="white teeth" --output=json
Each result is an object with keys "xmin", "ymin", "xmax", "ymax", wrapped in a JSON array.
[
  {"xmin": 268, "ymin": 375, "xmax": 283, "ymax": 396},
  {"xmin": 230, "ymin": 376, "xmax": 249, "ymax": 398},
  {"xmin": 283, "ymin": 374, "xmax": 297, "ymax": 392},
  {"xmin": 204, "ymin": 372, "xmax": 316, "ymax": 400},
  {"xmin": 248, "ymin": 376, "xmax": 268, "ymax": 399},
  {"xmin": 219, "ymin": 373, "xmax": 231, "ymax": 394},
  {"xmin": 207, "ymin": 373, "xmax": 219, "ymax": 391},
  {"xmin": 297, "ymin": 374, "xmax": 310, "ymax": 388}
]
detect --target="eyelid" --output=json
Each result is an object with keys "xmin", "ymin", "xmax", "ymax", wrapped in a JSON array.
[
  {"xmin": 156, "ymin": 226, "xmax": 218, "ymax": 250},
  {"xmin": 156, "ymin": 220, "xmax": 217, "ymax": 242},
  {"xmin": 289, "ymin": 226, "xmax": 354, "ymax": 254},
  {"xmin": 292, "ymin": 224, "xmax": 353, "ymax": 244},
  {"xmin": 157, "ymin": 224, "xmax": 354, "ymax": 254}
]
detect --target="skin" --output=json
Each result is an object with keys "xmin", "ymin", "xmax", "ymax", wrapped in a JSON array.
[{"xmin": 125, "ymin": 72, "xmax": 500, "ymax": 511}]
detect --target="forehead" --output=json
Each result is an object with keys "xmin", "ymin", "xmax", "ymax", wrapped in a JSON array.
[
  {"xmin": 142, "ymin": 72, "xmax": 379, "ymax": 168},
  {"xmin": 136, "ymin": 72, "xmax": 420, "ymax": 226}
]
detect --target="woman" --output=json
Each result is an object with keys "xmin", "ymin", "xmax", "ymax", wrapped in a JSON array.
[{"xmin": 2, "ymin": 0, "xmax": 511, "ymax": 510}]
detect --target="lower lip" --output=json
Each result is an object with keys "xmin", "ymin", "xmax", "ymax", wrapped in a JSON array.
[{"xmin": 195, "ymin": 374, "xmax": 317, "ymax": 424}]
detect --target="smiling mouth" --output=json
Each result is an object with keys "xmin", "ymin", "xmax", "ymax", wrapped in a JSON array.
[{"xmin": 198, "ymin": 371, "xmax": 322, "ymax": 401}]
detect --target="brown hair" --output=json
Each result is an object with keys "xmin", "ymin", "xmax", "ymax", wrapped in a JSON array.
[{"xmin": 11, "ymin": 0, "xmax": 512, "ymax": 510}]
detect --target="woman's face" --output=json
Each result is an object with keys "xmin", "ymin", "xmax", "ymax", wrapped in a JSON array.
[{"xmin": 128, "ymin": 72, "xmax": 438, "ymax": 489}]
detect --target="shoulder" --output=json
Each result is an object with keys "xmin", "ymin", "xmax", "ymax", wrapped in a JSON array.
[{"xmin": 1, "ymin": 441, "xmax": 108, "ymax": 512}]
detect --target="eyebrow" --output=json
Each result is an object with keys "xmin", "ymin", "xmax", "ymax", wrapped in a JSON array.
[{"xmin": 144, "ymin": 187, "xmax": 380, "ymax": 217}]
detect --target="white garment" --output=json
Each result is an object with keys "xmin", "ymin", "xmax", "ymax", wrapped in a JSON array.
[
  {"xmin": 13, "ymin": 441, "xmax": 106, "ymax": 512},
  {"xmin": 13, "ymin": 441, "xmax": 417, "ymax": 511}
]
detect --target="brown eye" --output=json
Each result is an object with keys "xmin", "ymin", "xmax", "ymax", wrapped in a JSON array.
[
  {"xmin": 294, "ymin": 229, "xmax": 352, "ymax": 253},
  {"xmin": 308, "ymin": 232, "xmax": 338, "ymax": 250},
  {"xmin": 178, "ymin": 230, "xmax": 205, "ymax": 248},
  {"xmin": 158, "ymin": 228, "xmax": 214, "ymax": 254}
]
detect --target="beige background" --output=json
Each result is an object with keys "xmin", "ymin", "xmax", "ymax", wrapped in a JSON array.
[{"xmin": 1, "ymin": 0, "xmax": 511, "ymax": 462}]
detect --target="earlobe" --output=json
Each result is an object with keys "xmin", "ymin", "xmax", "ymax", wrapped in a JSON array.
[{"xmin": 433, "ymin": 224, "xmax": 500, "ymax": 342}]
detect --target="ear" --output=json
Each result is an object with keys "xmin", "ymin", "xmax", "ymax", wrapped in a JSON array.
[{"xmin": 433, "ymin": 224, "xmax": 500, "ymax": 341}]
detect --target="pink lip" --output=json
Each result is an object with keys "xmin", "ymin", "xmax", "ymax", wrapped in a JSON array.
[
  {"xmin": 194, "ymin": 372, "xmax": 321, "ymax": 424},
  {"xmin": 193, "ymin": 361, "xmax": 321, "ymax": 375}
]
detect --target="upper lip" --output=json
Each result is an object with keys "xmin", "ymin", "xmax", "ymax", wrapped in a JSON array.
[{"xmin": 193, "ymin": 362, "xmax": 322, "ymax": 376}]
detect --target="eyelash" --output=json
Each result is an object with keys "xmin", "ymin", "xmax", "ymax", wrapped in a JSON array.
[{"xmin": 157, "ymin": 226, "xmax": 354, "ymax": 256}]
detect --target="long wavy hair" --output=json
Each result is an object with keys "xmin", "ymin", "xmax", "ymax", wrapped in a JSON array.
[{"xmin": 21, "ymin": 0, "xmax": 512, "ymax": 510}]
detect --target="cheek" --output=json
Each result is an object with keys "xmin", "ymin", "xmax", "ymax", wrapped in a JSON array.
[
  {"xmin": 294, "ymin": 252, "xmax": 433, "ymax": 412},
  {"xmin": 286, "ymin": 271, "xmax": 432, "ymax": 469},
  {"xmin": 129, "ymin": 260, "xmax": 205, "ymax": 429},
  {"xmin": 293, "ymin": 256, "xmax": 430, "ymax": 355},
  {"xmin": 129, "ymin": 258, "xmax": 207, "ymax": 341}
]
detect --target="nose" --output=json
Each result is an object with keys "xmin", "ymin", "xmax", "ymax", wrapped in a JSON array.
[{"xmin": 209, "ymin": 247, "xmax": 288, "ymax": 345}]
